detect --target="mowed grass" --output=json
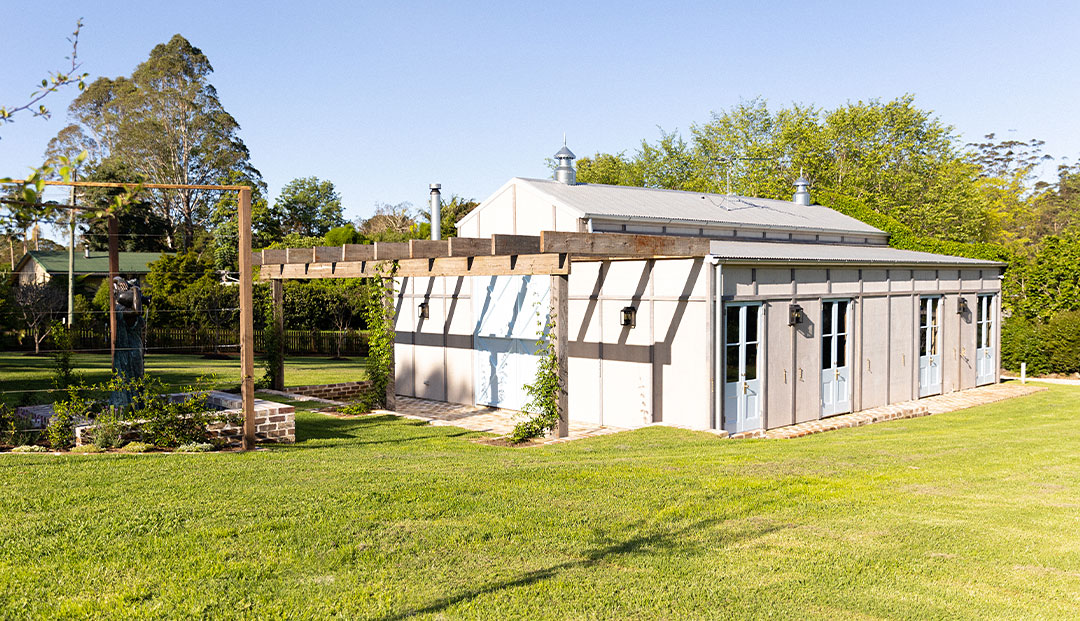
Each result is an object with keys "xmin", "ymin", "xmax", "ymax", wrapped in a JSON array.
[
  {"xmin": 1, "ymin": 384, "xmax": 1079, "ymax": 619},
  {"xmin": 0, "ymin": 352, "xmax": 367, "ymax": 405}
]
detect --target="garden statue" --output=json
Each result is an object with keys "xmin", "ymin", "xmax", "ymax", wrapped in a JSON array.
[{"xmin": 110, "ymin": 277, "xmax": 145, "ymax": 407}]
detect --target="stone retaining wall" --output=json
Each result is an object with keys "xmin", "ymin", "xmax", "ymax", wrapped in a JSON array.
[{"xmin": 287, "ymin": 381, "xmax": 371, "ymax": 401}]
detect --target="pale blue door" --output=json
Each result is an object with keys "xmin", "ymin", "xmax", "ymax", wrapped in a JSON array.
[
  {"xmin": 473, "ymin": 275, "xmax": 549, "ymax": 410},
  {"xmin": 723, "ymin": 304, "xmax": 762, "ymax": 434},
  {"xmin": 976, "ymin": 294, "xmax": 995, "ymax": 385},
  {"xmin": 919, "ymin": 297, "xmax": 942, "ymax": 397},
  {"xmin": 821, "ymin": 300, "xmax": 852, "ymax": 417}
]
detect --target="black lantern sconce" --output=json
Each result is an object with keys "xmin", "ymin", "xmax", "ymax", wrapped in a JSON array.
[
  {"xmin": 418, "ymin": 301, "xmax": 429, "ymax": 320},
  {"xmin": 620, "ymin": 306, "xmax": 637, "ymax": 328},
  {"xmin": 788, "ymin": 303, "xmax": 804, "ymax": 326},
  {"xmin": 957, "ymin": 297, "xmax": 969, "ymax": 315}
]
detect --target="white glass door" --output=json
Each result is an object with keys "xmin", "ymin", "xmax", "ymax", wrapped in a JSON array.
[
  {"xmin": 821, "ymin": 300, "xmax": 852, "ymax": 417},
  {"xmin": 919, "ymin": 296, "xmax": 942, "ymax": 397},
  {"xmin": 976, "ymin": 294, "xmax": 995, "ymax": 386},
  {"xmin": 723, "ymin": 304, "xmax": 762, "ymax": 433}
]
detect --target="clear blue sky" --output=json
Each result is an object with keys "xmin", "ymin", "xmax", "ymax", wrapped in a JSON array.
[{"xmin": 3, "ymin": 0, "xmax": 1079, "ymax": 224}]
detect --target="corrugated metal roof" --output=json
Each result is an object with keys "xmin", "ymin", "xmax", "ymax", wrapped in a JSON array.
[
  {"xmin": 518, "ymin": 178, "xmax": 886, "ymax": 237},
  {"xmin": 25, "ymin": 250, "xmax": 166, "ymax": 274},
  {"xmin": 708, "ymin": 240, "xmax": 1003, "ymax": 266}
]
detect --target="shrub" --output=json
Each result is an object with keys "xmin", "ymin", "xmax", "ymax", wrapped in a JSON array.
[
  {"xmin": 0, "ymin": 404, "xmax": 36, "ymax": 447},
  {"xmin": 50, "ymin": 321, "xmax": 80, "ymax": 390},
  {"xmin": 46, "ymin": 388, "xmax": 93, "ymax": 450},
  {"xmin": 176, "ymin": 442, "xmax": 213, "ymax": 453},
  {"xmin": 11, "ymin": 445, "xmax": 49, "ymax": 453},
  {"xmin": 120, "ymin": 442, "xmax": 153, "ymax": 453},
  {"xmin": 1001, "ymin": 315, "xmax": 1049, "ymax": 374},
  {"xmin": 337, "ymin": 403, "xmax": 370, "ymax": 416},
  {"xmin": 91, "ymin": 407, "xmax": 125, "ymax": 450},
  {"xmin": 70, "ymin": 444, "xmax": 104, "ymax": 454},
  {"xmin": 1043, "ymin": 311, "xmax": 1080, "ymax": 374}
]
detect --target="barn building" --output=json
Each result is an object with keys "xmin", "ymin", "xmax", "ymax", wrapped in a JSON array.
[{"xmin": 392, "ymin": 146, "xmax": 1003, "ymax": 435}]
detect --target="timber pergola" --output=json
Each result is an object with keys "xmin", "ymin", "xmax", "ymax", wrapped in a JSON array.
[
  {"xmin": 3, "ymin": 180, "xmax": 261, "ymax": 450},
  {"xmin": 254, "ymin": 231, "xmax": 711, "ymax": 438}
]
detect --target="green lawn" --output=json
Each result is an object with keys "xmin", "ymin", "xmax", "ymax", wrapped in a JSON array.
[
  {"xmin": 1, "ymin": 384, "xmax": 1078, "ymax": 619},
  {"xmin": 0, "ymin": 352, "xmax": 367, "ymax": 405}
]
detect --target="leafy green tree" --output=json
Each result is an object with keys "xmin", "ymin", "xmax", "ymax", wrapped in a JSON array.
[
  {"xmin": 415, "ymin": 195, "xmax": 479, "ymax": 239},
  {"xmin": 576, "ymin": 96, "xmax": 995, "ymax": 242},
  {"xmin": 271, "ymin": 177, "xmax": 345, "ymax": 237},
  {"xmin": 324, "ymin": 223, "xmax": 362, "ymax": 246},
  {"xmin": 143, "ymin": 251, "xmax": 215, "ymax": 328},
  {"xmin": 81, "ymin": 160, "xmax": 171, "ymax": 252},
  {"xmin": 51, "ymin": 34, "xmax": 259, "ymax": 249}
]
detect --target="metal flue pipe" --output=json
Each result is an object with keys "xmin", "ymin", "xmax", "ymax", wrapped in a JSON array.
[{"xmin": 430, "ymin": 183, "xmax": 442, "ymax": 240}]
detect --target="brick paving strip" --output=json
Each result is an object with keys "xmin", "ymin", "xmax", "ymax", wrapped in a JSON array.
[{"xmin": 731, "ymin": 382, "xmax": 1048, "ymax": 439}]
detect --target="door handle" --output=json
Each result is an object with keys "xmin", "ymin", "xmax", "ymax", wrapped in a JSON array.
[
  {"xmin": 742, "ymin": 382, "xmax": 748, "ymax": 394},
  {"xmin": 835, "ymin": 369, "xmax": 840, "ymax": 380}
]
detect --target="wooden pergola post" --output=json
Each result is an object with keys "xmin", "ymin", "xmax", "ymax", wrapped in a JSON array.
[
  {"xmin": 237, "ymin": 188, "xmax": 256, "ymax": 450},
  {"xmin": 552, "ymin": 273, "xmax": 569, "ymax": 437},
  {"xmin": 271, "ymin": 279, "xmax": 285, "ymax": 390},
  {"xmin": 383, "ymin": 273, "xmax": 396, "ymax": 411},
  {"xmin": 107, "ymin": 215, "xmax": 119, "ymax": 368}
]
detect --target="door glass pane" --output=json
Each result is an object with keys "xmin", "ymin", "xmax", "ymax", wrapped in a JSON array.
[
  {"xmin": 726, "ymin": 345, "xmax": 740, "ymax": 383},
  {"xmin": 977, "ymin": 317, "xmax": 984, "ymax": 348},
  {"xmin": 977, "ymin": 296, "xmax": 985, "ymax": 324},
  {"xmin": 823, "ymin": 302, "xmax": 833, "ymax": 335},
  {"xmin": 920, "ymin": 327, "xmax": 927, "ymax": 356},
  {"xmin": 822, "ymin": 334, "xmax": 833, "ymax": 369},
  {"xmin": 726, "ymin": 307, "xmax": 740, "ymax": 345},
  {"xmin": 837, "ymin": 302, "xmax": 847, "ymax": 335},
  {"xmin": 930, "ymin": 322, "xmax": 939, "ymax": 355},
  {"xmin": 745, "ymin": 344, "xmax": 758, "ymax": 380},
  {"xmin": 745, "ymin": 307, "xmax": 758, "ymax": 343},
  {"xmin": 920, "ymin": 298, "xmax": 928, "ymax": 329},
  {"xmin": 836, "ymin": 334, "xmax": 846, "ymax": 367}
]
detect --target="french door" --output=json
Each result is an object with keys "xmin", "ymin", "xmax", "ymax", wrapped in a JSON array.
[
  {"xmin": 821, "ymin": 300, "xmax": 852, "ymax": 417},
  {"xmin": 975, "ymin": 294, "xmax": 995, "ymax": 385},
  {"xmin": 919, "ymin": 296, "xmax": 942, "ymax": 397},
  {"xmin": 723, "ymin": 303, "xmax": 762, "ymax": 433}
]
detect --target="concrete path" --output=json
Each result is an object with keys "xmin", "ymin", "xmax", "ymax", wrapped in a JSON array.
[
  {"xmin": 1001, "ymin": 375, "xmax": 1080, "ymax": 386},
  {"xmin": 734, "ymin": 382, "xmax": 1047, "ymax": 440},
  {"xmin": 380, "ymin": 397, "xmax": 627, "ymax": 444}
]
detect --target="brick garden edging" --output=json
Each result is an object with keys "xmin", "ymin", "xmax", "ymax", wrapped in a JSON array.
[
  {"xmin": 72, "ymin": 391, "xmax": 295, "ymax": 447},
  {"xmin": 286, "ymin": 381, "xmax": 371, "ymax": 401}
]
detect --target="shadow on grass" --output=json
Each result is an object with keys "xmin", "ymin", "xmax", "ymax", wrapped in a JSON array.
[
  {"xmin": 288, "ymin": 413, "xmax": 475, "ymax": 448},
  {"xmin": 379, "ymin": 517, "xmax": 789, "ymax": 621}
]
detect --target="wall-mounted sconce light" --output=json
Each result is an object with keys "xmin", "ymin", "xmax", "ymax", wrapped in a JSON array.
[
  {"xmin": 620, "ymin": 306, "xmax": 637, "ymax": 328},
  {"xmin": 957, "ymin": 297, "xmax": 969, "ymax": 315},
  {"xmin": 788, "ymin": 303, "xmax": 804, "ymax": 326},
  {"xmin": 418, "ymin": 301, "xmax": 429, "ymax": 320}
]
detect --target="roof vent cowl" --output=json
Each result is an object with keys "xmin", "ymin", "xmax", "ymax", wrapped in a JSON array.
[
  {"xmin": 793, "ymin": 175, "xmax": 811, "ymax": 206},
  {"xmin": 554, "ymin": 143, "xmax": 577, "ymax": 185}
]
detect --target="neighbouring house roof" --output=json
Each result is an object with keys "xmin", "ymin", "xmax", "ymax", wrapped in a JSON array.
[
  {"xmin": 709, "ymin": 240, "xmax": 1004, "ymax": 267},
  {"xmin": 14, "ymin": 250, "xmax": 167, "ymax": 277},
  {"xmin": 507, "ymin": 178, "xmax": 887, "ymax": 238}
]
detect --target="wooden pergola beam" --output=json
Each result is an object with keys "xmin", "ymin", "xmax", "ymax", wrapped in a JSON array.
[
  {"xmin": 540, "ymin": 231, "xmax": 711, "ymax": 257},
  {"xmin": 260, "ymin": 253, "xmax": 570, "ymax": 280}
]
